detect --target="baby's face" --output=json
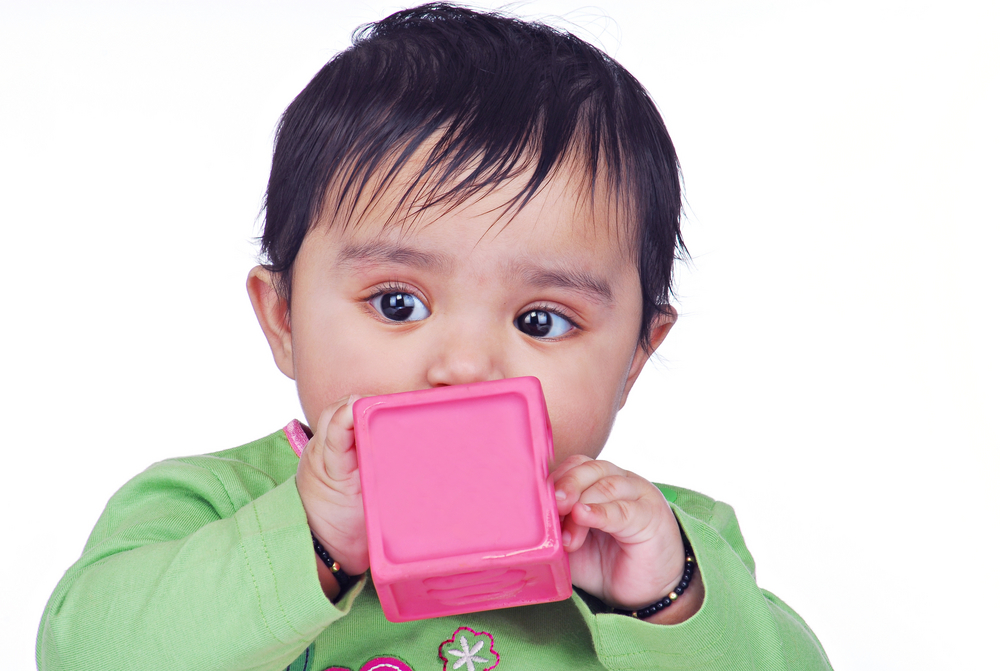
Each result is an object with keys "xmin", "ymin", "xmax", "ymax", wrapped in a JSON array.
[{"xmin": 261, "ymin": 167, "xmax": 670, "ymax": 466}]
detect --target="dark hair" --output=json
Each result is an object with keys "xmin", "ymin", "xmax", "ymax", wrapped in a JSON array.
[{"xmin": 259, "ymin": 2, "xmax": 684, "ymax": 351}]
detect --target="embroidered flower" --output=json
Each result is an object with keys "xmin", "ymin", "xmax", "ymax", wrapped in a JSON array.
[
  {"xmin": 323, "ymin": 658, "xmax": 414, "ymax": 671},
  {"xmin": 438, "ymin": 627, "xmax": 499, "ymax": 671},
  {"xmin": 358, "ymin": 658, "xmax": 414, "ymax": 671}
]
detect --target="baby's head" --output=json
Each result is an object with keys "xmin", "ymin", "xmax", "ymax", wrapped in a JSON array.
[{"xmin": 249, "ymin": 3, "xmax": 683, "ymax": 465}]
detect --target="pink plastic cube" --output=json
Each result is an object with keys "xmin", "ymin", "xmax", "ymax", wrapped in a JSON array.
[{"xmin": 353, "ymin": 376, "xmax": 572, "ymax": 622}]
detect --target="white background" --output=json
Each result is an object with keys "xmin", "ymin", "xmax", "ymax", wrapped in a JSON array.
[{"xmin": 2, "ymin": 1, "xmax": 998, "ymax": 669}]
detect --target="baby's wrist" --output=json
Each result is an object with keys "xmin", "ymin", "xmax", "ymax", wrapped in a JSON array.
[
  {"xmin": 611, "ymin": 530, "xmax": 696, "ymax": 617},
  {"xmin": 311, "ymin": 530, "xmax": 358, "ymax": 602},
  {"xmin": 313, "ymin": 552, "xmax": 342, "ymax": 601},
  {"xmin": 639, "ymin": 565, "xmax": 704, "ymax": 625},
  {"xmin": 607, "ymin": 523, "xmax": 701, "ymax": 624}
]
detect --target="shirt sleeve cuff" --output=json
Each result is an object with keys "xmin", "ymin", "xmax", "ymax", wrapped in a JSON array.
[
  {"xmin": 575, "ymin": 506, "xmax": 788, "ymax": 670},
  {"xmin": 233, "ymin": 475, "xmax": 368, "ymax": 645}
]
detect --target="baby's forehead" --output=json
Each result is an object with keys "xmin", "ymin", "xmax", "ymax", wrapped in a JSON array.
[
  {"xmin": 309, "ymin": 165, "xmax": 639, "ymax": 296},
  {"xmin": 323, "ymin": 155, "xmax": 637, "ymax": 261}
]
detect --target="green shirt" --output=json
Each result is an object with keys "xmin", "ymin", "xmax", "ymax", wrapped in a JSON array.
[{"xmin": 37, "ymin": 427, "xmax": 831, "ymax": 670}]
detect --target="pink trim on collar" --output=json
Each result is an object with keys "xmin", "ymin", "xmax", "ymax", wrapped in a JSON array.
[{"xmin": 283, "ymin": 419, "xmax": 311, "ymax": 457}]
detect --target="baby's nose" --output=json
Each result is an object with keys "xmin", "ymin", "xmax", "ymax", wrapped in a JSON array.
[{"xmin": 424, "ymin": 327, "xmax": 503, "ymax": 387}]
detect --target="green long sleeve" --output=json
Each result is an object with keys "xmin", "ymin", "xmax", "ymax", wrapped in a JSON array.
[
  {"xmin": 573, "ymin": 486, "xmax": 832, "ymax": 669},
  {"xmin": 37, "ymin": 431, "xmax": 362, "ymax": 671}
]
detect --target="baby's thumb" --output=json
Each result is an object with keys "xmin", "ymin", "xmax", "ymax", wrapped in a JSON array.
[{"xmin": 316, "ymin": 396, "xmax": 359, "ymax": 484}]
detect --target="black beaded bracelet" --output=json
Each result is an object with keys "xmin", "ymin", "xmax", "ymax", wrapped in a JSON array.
[
  {"xmin": 612, "ymin": 531, "xmax": 696, "ymax": 619},
  {"xmin": 311, "ymin": 531, "xmax": 356, "ymax": 593}
]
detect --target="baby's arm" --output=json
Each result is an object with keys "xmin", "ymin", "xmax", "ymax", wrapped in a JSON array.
[
  {"xmin": 294, "ymin": 396, "xmax": 369, "ymax": 601},
  {"xmin": 556, "ymin": 463, "xmax": 834, "ymax": 669},
  {"xmin": 552, "ymin": 454, "xmax": 704, "ymax": 624},
  {"xmin": 37, "ymin": 437, "xmax": 347, "ymax": 671}
]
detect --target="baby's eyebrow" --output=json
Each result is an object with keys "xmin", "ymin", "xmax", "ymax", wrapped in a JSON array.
[
  {"xmin": 515, "ymin": 264, "xmax": 615, "ymax": 305},
  {"xmin": 337, "ymin": 241, "xmax": 614, "ymax": 304},
  {"xmin": 337, "ymin": 240, "xmax": 450, "ymax": 270}
]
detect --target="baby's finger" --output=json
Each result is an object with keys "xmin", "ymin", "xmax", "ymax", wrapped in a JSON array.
[
  {"xmin": 550, "ymin": 453, "xmax": 592, "ymax": 484},
  {"xmin": 572, "ymin": 496, "xmax": 653, "ymax": 544},
  {"xmin": 554, "ymin": 459, "xmax": 628, "ymax": 513},
  {"xmin": 551, "ymin": 454, "xmax": 591, "ymax": 514},
  {"xmin": 311, "ymin": 396, "xmax": 359, "ymax": 484},
  {"xmin": 560, "ymin": 513, "xmax": 590, "ymax": 553},
  {"xmin": 577, "ymin": 473, "xmax": 646, "ymax": 508}
]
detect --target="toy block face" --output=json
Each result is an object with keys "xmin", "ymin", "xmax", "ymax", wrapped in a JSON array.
[{"xmin": 353, "ymin": 377, "xmax": 572, "ymax": 622}]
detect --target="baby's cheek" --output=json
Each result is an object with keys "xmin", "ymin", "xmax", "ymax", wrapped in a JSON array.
[{"xmin": 549, "ymin": 401, "xmax": 613, "ymax": 466}]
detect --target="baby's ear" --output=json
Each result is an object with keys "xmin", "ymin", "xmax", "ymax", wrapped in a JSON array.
[
  {"xmin": 618, "ymin": 306, "xmax": 677, "ymax": 410},
  {"xmin": 247, "ymin": 266, "xmax": 295, "ymax": 380}
]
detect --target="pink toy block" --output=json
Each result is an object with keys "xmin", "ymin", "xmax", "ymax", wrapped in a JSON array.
[{"xmin": 353, "ymin": 376, "xmax": 572, "ymax": 622}]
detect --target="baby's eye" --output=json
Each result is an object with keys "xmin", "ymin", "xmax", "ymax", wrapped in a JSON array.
[
  {"xmin": 371, "ymin": 292, "xmax": 430, "ymax": 322},
  {"xmin": 515, "ymin": 309, "xmax": 574, "ymax": 339}
]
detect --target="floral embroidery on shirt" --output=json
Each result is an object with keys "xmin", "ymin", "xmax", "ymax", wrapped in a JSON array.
[
  {"xmin": 359, "ymin": 658, "xmax": 415, "ymax": 671},
  {"xmin": 322, "ymin": 657, "xmax": 414, "ymax": 671},
  {"xmin": 438, "ymin": 627, "xmax": 499, "ymax": 671}
]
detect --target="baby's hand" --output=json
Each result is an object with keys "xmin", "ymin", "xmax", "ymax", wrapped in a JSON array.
[
  {"xmin": 296, "ymin": 397, "xmax": 369, "ymax": 583},
  {"xmin": 553, "ymin": 455, "xmax": 701, "ymax": 622}
]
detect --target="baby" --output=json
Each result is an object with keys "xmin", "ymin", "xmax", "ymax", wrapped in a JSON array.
[{"xmin": 38, "ymin": 4, "xmax": 830, "ymax": 670}]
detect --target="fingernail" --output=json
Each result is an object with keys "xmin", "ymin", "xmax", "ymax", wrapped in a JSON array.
[
  {"xmin": 555, "ymin": 489, "xmax": 566, "ymax": 501},
  {"xmin": 562, "ymin": 531, "xmax": 571, "ymax": 545},
  {"xmin": 581, "ymin": 504, "xmax": 591, "ymax": 513}
]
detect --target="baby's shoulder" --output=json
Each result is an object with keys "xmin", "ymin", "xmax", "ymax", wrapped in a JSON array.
[
  {"xmin": 124, "ymin": 426, "xmax": 301, "ymax": 502},
  {"xmin": 191, "ymin": 426, "xmax": 300, "ymax": 474}
]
